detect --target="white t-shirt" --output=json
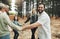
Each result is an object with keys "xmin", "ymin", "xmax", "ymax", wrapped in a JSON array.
[{"xmin": 37, "ymin": 11, "xmax": 51, "ymax": 39}]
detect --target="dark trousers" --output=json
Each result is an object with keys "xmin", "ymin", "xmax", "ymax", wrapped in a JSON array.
[
  {"xmin": 38, "ymin": 38, "xmax": 39, "ymax": 39},
  {"xmin": 31, "ymin": 27, "xmax": 37, "ymax": 39},
  {"xmin": 13, "ymin": 29, "xmax": 19, "ymax": 39}
]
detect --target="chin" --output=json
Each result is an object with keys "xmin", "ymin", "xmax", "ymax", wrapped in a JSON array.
[{"xmin": 40, "ymin": 12, "xmax": 42, "ymax": 13}]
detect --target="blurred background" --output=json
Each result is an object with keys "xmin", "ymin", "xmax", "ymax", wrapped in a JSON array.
[
  {"xmin": 0, "ymin": 0, "xmax": 60, "ymax": 39},
  {"xmin": 0, "ymin": 0, "xmax": 60, "ymax": 18}
]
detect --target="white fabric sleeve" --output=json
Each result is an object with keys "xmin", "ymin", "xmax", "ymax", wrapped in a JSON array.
[{"xmin": 37, "ymin": 16, "xmax": 47, "ymax": 26}]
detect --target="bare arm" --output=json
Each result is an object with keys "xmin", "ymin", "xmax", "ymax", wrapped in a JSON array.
[
  {"xmin": 22, "ymin": 22, "xmax": 42, "ymax": 31},
  {"xmin": 24, "ymin": 17, "xmax": 30, "ymax": 23}
]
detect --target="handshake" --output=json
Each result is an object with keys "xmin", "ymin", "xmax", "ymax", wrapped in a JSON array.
[
  {"xmin": 17, "ymin": 23, "xmax": 32, "ymax": 31},
  {"xmin": 17, "ymin": 23, "xmax": 27, "ymax": 31}
]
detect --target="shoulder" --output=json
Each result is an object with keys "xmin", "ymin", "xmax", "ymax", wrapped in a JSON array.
[
  {"xmin": 42, "ymin": 11, "xmax": 50, "ymax": 18},
  {"xmin": 3, "ymin": 13, "xmax": 8, "ymax": 17},
  {"xmin": 38, "ymin": 11, "xmax": 50, "ymax": 21},
  {"xmin": 1, "ymin": 13, "xmax": 8, "ymax": 19}
]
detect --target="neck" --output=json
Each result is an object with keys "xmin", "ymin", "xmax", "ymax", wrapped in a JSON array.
[{"xmin": 39, "ymin": 11, "xmax": 44, "ymax": 14}]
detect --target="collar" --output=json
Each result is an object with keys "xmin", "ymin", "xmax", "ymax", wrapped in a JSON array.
[{"xmin": 38, "ymin": 11, "xmax": 45, "ymax": 17}]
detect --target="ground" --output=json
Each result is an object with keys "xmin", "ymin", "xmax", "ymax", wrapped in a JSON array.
[{"xmin": 9, "ymin": 15, "xmax": 60, "ymax": 39}]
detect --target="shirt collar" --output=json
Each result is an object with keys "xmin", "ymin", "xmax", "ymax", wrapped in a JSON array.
[{"xmin": 38, "ymin": 11, "xmax": 45, "ymax": 17}]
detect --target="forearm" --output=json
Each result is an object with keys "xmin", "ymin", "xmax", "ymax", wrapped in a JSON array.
[
  {"xmin": 22, "ymin": 25, "xmax": 35, "ymax": 30},
  {"xmin": 9, "ymin": 22, "xmax": 21, "ymax": 30},
  {"xmin": 25, "ymin": 17, "xmax": 30, "ymax": 23},
  {"xmin": 22, "ymin": 22, "xmax": 41, "ymax": 30}
]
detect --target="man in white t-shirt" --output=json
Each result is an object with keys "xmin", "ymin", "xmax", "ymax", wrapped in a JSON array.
[{"xmin": 21, "ymin": 3, "xmax": 51, "ymax": 39}]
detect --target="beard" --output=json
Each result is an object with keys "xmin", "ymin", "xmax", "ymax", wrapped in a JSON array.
[{"xmin": 38, "ymin": 10, "xmax": 43, "ymax": 14}]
